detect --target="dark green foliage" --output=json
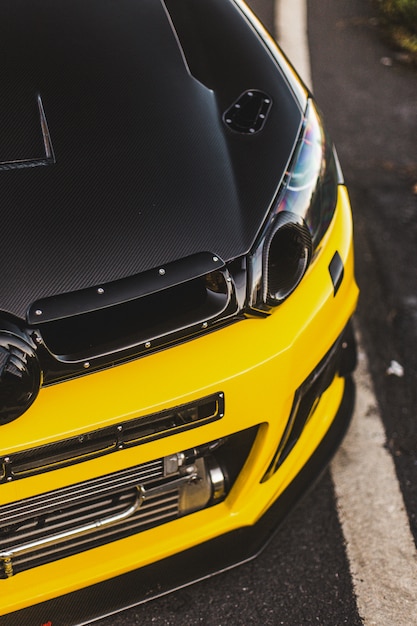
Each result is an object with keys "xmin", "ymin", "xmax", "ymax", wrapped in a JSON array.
[{"xmin": 376, "ymin": 0, "xmax": 417, "ymax": 55}]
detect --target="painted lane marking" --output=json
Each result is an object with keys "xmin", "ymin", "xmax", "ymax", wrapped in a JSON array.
[
  {"xmin": 333, "ymin": 341, "xmax": 417, "ymax": 625},
  {"xmin": 275, "ymin": 0, "xmax": 312, "ymax": 90},
  {"xmin": 275, "ymin": 1, "xmax": 417, "ymax": 623}
]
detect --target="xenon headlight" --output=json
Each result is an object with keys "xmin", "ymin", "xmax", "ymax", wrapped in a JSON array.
[{"xmin": 248, "ymin": 99, "xmax": 340, "ymax": 311}]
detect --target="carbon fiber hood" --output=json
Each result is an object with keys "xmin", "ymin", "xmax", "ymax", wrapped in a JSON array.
[{"xmin": 0, "ymin": 0, "xmax": 304, "ymax": 320}]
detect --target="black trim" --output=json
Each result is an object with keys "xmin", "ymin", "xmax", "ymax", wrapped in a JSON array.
[
  {"xmin": 28, "ymin": 253, "xmax": 225, "ymax": 325},
  {"xmin": 223, "ymin": 90, "xmax": 272, "ymax": 134},
  {"xmin": 329, "ymin": 251, "xmax": 344, "ymax": 296},
  {"xmin": 0, "ymin": 377, "xmax": 355, "ymax": 626},
  {"xmin": 263, "ymin": 329, "xmax": 346, "ymax": 479},
  {"xmin": 1, "ymin": 393, "xmax": 225, "ymax": 483}
]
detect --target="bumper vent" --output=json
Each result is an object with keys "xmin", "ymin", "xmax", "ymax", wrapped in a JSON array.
[
  {"xmin": 263, "ymin": 322, "xmax": 356, "ymax": 480},
  {"xmin": 1, "ymin": 393, "xmax": 224, "ymax": 484}
]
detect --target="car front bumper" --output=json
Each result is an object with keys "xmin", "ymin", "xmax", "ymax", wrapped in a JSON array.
[{"xmin": 0, "ymin": 186, "xmax": 358, "ymax": 624}]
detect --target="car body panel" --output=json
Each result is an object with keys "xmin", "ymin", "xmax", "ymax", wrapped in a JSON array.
[
  {"xmin": 0, "ymin": 1, "xmax": 358, "ymax": 623},
  {"xmin": 1, "ymin": 0, "xmax": 303, "ymax": 319},
  {"xmin": 1, "ymin": 185, "xmax": 358, "ymax": 618}
]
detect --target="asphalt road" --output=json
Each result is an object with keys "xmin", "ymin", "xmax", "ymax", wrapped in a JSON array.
[
  {"xmin": 94, "ymin": 1, "xmax": 417, "ymax": 624},
  {"xmin": 308, "ymin": 0, "xmax": 417, "ymax": 547}
]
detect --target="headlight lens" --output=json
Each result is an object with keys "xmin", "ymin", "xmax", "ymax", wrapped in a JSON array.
[{"xmin": 248, "ymin": 99, "xmax": 340, "ymax": 311}]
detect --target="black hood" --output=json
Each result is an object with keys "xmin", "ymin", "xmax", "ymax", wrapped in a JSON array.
[{"xmin": 0, "ymin": 0, "xmax": 303, "ymax": 320}]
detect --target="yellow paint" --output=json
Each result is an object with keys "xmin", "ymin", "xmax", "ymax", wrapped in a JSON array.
[{"xmin": 0, "ymin": 187, "xmax": 358, "ymax": 616}]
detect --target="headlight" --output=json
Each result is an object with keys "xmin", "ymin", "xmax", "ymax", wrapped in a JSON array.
[{"xmin": 248, "ymin": 99, "xmax": 340, "ymax": 312}]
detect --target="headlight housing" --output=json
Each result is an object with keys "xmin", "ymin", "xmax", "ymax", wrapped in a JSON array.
[{"xmin": 248, "ymin": 99, "xmax": 340, "ymax": 312}]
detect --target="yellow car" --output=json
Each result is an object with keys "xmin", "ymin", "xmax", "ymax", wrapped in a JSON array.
[{"xmin": 0, "ymin": 0, "xmax": 358, "ymax": 624}]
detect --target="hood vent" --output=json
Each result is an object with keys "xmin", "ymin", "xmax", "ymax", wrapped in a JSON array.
[{"xmin": 223, "ymin": 90, "xmax": 272, "ymax": 134}]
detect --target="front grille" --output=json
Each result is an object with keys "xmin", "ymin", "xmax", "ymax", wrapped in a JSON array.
[
  {"xmin": 0, "ymin": 457, "xmax": 192, "ymax": 578},
  {"xmin": 0, "ymin": 393, "xmax": 224, "ymax": 483},
  {"xmin": 0, "ymin": 427, "xmax": 259, "ymax": 579}
]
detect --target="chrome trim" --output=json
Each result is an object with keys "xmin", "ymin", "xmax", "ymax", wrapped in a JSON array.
[
  {"xmin": 207, "ymin": 458, "xmax": 226, "ymax": 501},
  {"xmin": 0, "ymin": 471, "xmax": 198, "ymax": 578}
]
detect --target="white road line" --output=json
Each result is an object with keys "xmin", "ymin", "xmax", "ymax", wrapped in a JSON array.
[
  {"xmin": 333, "ymin": 341, "xmax": 417, "ymax": 625},
  {"xmin": 275, "ymin": 0, "xmax": 312, "ymax": 89},
  {"xmin": 275, "ymin": 1, "xmax": 417, "ymax": 624}
]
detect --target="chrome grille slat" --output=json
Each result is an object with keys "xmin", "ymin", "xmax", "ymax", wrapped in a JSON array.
[
  {"xmin": 0, "ymin": 453, "xmax": 203, "ymax": 578},
  {"xmin": 10, "ymin": 493, "xmax": 180, "ymax": 572},
  {"xmin": 11, "ymin": 494, "xmax": 180, "ymax": 551},
  {"xmin": 0, "ymin": 459, "xmax": 164, "ymax": 524},
  {"xmin": 0, "ymin": 428, "xmax": 259, "ymax": 579},
  {"xmin": 4, "ymin": 488, "xmax": 182, "ymax": 552},
  {"xmin": 4, "ymin": 498, "xmax": 133, "ymax": 547},
  {"xmin": 9, "ymin": 493, "xmax": 180, "ymax": 556}
]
